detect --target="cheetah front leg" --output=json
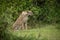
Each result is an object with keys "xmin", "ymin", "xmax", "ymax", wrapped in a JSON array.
[{"xmin": 25, "ymin": 22, "xmax": 27, "ymax": 30}]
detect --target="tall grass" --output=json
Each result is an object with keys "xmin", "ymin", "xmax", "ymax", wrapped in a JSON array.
[{"xmin": 2, "ymin": 24, "xmax": 60, "ymax": 40}]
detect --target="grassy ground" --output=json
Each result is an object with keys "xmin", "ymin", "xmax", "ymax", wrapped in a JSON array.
[{"xmin": 5, "ymin": 24, "xmax": 60, "ymax": 40}]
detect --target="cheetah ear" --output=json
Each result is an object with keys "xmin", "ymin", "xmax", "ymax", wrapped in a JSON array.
[{"xmin": 22, "ymin": 11, "xmax": 27, "ymax": 15}]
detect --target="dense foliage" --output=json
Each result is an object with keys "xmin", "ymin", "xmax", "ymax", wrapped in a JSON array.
[{"xmin": 0, "ymin": 0, "xmax": 60, "ymax": 27}]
